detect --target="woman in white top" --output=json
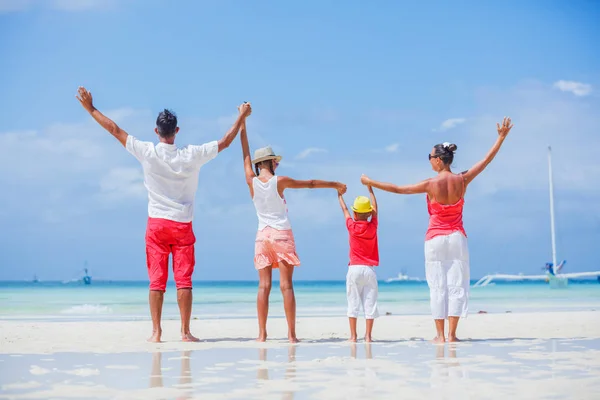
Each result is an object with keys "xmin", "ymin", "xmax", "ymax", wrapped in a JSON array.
[{"xmin": 239, "ymin": 117, "xmax": 346, "ymax": 343}]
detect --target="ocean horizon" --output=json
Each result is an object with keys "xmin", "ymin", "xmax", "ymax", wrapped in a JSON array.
[{"xmin": 1, "ymin": 280, "xmax": 598, "ymax": 322}]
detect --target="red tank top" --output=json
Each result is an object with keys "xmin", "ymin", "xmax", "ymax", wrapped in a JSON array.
[{"xmin": 425, "ymin": 177, "xmax": 467, "ymax": 241}]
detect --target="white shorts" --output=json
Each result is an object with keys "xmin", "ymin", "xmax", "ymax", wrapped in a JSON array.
[
  {"xmin": 346, "ymin": 266, "xmax": 379, "ymax": 319},
  {"xmin": 424, "ymin": 231, "xmax": 470, "ymax": 319}
]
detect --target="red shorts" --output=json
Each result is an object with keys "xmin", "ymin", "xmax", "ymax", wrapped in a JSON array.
[{"xmin": 145, "ymin": 217, "xmax": 196, "ymax": 291}]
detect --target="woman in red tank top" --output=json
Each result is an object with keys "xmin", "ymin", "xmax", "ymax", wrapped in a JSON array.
[{"xmin": 361, "ymin": 117, "xmax": 514, "ymax": 343}]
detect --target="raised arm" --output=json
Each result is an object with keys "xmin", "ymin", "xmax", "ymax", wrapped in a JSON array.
[
  {"xmin": 338, "ymin": 192, "xmax": 351, "ymax": 220},
  {"xmin": 462, "ymin": 117, "xmax": 513, "ymax": 185},
  {"xmin": 239, "ymin": 119, "xmax": 255, "ymax": 196},
  {"xmin": 76, "ymin": 87, "xmax": 128, "ymax": 147},
  {"xmin": 218, "ymin": 102, "xmax": 251, "ymax": 153},
  {"xmin": 367, "ymin": 185, "xmax": 378, "ymax": 215},
  {"xmin": 279, "ymin": 177, "xmax": 347, "ymax": 193},
  {"xmin": 361, "ymin": 174, "xmax": 430, "ymax": 195}
]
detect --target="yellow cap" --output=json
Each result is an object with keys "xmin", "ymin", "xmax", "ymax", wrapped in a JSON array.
[{"xmin": 351, "ymin": 196, "xmax": 373, "ymax": 213}]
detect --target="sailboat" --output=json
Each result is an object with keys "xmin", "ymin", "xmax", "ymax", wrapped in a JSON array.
[
  {"xmin": 473, "ymin": 146, "xmax": 600, "ymax": 288},
  {"xmin": 82, "ymin": 261, "xmax": 92, "ymax": 285},
  {"xmin": 61, "ymin": 261, "xmax": 93, "ymax": 285}
]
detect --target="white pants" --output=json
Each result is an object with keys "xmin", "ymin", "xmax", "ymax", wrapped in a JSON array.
[
  {"xmin": 424, "ymin": 232, "xmax": 470, "ymax": 319},
  {"xmin": 346, "ymin": 266, "xmax": 379, "ymax": 319}
]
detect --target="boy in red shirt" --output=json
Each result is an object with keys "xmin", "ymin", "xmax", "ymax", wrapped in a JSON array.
[{"xmin": 338, "ymin": 185, "xmax": 379, "ymax": 342}]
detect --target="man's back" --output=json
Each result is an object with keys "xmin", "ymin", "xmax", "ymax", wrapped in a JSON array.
[{"xmin": 126, "ymin": 135, "xmax": 218, "ymax": 222}]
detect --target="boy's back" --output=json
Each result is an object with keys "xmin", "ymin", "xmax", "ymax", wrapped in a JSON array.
[
  {"xmin": 346, "ymin": 215, "xmax": 379, "ymax": 267},
  {"xmin": 338, "ymin": 191, "xmax": 380, "ymax": 342}
]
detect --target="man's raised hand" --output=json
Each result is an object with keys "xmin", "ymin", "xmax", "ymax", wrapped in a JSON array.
[{"xmin": 76, "ymin": 86, "xmax": 95, "ymax": 113}]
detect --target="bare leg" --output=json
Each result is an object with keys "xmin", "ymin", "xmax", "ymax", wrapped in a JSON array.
[
  {"xmin": 447, "ymin": 316, "xmax": 460, "ymax": 342},
  {"xmin": 279, "ymin": 262, "xmax": 299, "ymax": 343},
  {"xmin": 433, "ymin": 319, "xmax": 446, "ymax": 344},
  {"xmin": 178, "ymin": 288, "xmax": 199, "ymax": 342},
  {"xmin": 148, "ymin": 290, "xmax": 164, "ymax": 342},
  {"xmin": 257, "ymin": 266, "xmax": 273, "ymax": 342},
  {"xmin": 365, "ymin": 319, "xmax": 374, "ymax": 342},
  {"xmin": 348, "ymin": 317, "xmax": 358, "ymax": 342}
]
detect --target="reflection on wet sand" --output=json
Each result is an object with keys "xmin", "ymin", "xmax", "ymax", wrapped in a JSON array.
[
  {"xmin": 256, "ymin": 346, "xmax": 298, "ymax": 400},
  {"xmin": 150, "ymin": 351, "xmax": 193, "ymax": 399},
  {"xmin": 430, "ymin": 344, "xmax": 469, "ymax": 389},
  {"xmin": 350, "ymin": 342, "xmax": 373, "ymax": 360}
]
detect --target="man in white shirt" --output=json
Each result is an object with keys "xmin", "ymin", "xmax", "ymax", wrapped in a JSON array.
[{"xmin": 76, "ymin": 87, "xmax": 251, "ymax": 342}]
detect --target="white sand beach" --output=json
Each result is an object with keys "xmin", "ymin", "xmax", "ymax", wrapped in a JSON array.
[
  {"xmin": 2, "ymin": 311, "xmax": 600, "ymax": 399},
  {"xmin": 1, "ymin": 311, "xmax": 600, "ymax": 354}
]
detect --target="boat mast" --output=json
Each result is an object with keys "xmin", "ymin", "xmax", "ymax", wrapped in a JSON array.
[{"xmin": 548, "ymin": 146, "xmax": 558, "ymax": 274}]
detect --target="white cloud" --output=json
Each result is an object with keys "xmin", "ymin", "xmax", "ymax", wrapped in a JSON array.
[
  {"xmin": 384, "ymin": 143, "xmax": 399, "ymax": 153},
  {"xmin": 437, "ymin": 118, "xmax": 466, "ymax": 132},
  {"xmin": 295, "ymin": 147, "xmax": 328, "ymax": 160},
  {"xmin": 97, "ymin": 167, "xmax": 146, "ymax": 204},
  {"xmin": 553, "ymin": 80, "xmax": 592, "ymax": 97}
]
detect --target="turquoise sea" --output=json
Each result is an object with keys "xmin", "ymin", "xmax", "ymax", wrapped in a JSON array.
[{"xmin": 1, "ymin": 280, "xmax": 599, "ymax": 321}]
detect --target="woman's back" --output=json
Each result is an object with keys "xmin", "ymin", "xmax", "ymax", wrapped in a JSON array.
[
  {"xmin": 427, "ymin": 172, "xmax": 465, "ymax": 205},
  {"xmin": 426, "ymin": 172, "xmax": 466, "ymax": 240}
]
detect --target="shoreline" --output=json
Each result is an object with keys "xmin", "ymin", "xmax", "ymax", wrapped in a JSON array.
[{"xmin": 2, "ymin": 310, "xmax": 599, "ymax": 354}]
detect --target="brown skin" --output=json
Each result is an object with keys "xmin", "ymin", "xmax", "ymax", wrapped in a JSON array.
[
  {"xmin": 338, "ymin": 186, "xmax": 378, "ymax": 342},
  {"xmin": 239, "ymin": 118, "xmax": 346, "ymax": 343},
  {"xmin": 362, "ymin": 117, "xmax": 514, "ymax": 343},
  {"xmin": 76, "ymin": 86, "xmax": 252, "ymax": 342}
]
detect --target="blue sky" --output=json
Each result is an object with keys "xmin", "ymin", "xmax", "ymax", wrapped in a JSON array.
[{"xmin": 0, "ymin": 0, "xmax": 599, "ymax": 281}]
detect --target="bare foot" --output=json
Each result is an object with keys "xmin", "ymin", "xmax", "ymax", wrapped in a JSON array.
[
  {"xmin": 447, "ymin": 336, "xmax": 461, "ymax": 343},
  {"xmin": 181, "ymin": 332, "xmax": 200, "ymax": 342},
  {"xmin": 432, "ymin": 336, "xmax": 446, "ymax": 344},
  {"xmin": 348, "ymin": 336, "xmax": 357, "ymax": 343},
  {"xmin": 288, "ymin": 336, "xmax": 300, "ymax": 344},
  {"xmin": 364, "ymin": 336, "xmax": 373, "ymax": 343},
  {"xmin": 256, "ymin": 332, "xmax": 267, "ymax": 342},
  {"xmin": 147, "ymin": 330, "xmax": 162, "ymax": 343}
]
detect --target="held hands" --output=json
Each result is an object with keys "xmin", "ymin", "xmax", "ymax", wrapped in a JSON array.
[
  {"xmin": 360, "ymin": 174, "xmax": 371, "ymax": 186},
  {"xmin": 337, "ymin": 183, "xmax": 347, "ymax": 195},
  {"xmin": 497, "ymin": 116, "xmax": 513, "ymax": 139},
  {"xmin": 238, "ymin": 102, "xmax": 252, "ymax": 117},
  {"xmin": 76, "ymin": 86, "xmax": 95, "ymax": 113}
]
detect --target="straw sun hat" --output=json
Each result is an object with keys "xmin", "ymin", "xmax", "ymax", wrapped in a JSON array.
[{"xmin": 252, "ymin": 146, "xmax": 282, "ymax": 165}]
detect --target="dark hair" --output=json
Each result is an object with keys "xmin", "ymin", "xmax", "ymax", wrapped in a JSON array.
[
  {"xmin": 156, "ymin": 109, "xmax": 178, "ymax": 138},
  {"xmin": 433, "ymin": 143, "xmax": 458, "ymax": 165},
  {"xmin": 255, "ymin": 160, "xmax": 275, "ymax": 176}
]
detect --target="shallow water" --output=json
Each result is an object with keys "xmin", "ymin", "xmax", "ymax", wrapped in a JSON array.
[
  {"xmin": 1, "ymin": 280, "xmax": 599, "ymax": 321},
  {"xmin": 1, "ymin": 338, "xmax": 599, "ymax": 399}
]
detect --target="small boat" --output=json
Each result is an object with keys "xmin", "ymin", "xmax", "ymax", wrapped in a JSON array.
[
  {"xmin": 385, "ymin": 271, "xmax": 423, "ymax": 283},
  {"xmin": 32, "ymin": 274, "xmax": 39, "ymax": 283},
  {"xmin": 82, "ymin": 265, "xmax": 92, "ymax": 285}
]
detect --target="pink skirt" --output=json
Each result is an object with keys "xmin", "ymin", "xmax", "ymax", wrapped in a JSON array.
[{"xmin": 254, "ymin": 227, "xmax": 301, "ymax": 270}]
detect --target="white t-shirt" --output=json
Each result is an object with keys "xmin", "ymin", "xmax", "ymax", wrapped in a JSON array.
[
  {"xmin": 252, "ymin": 176, "xmax": 292, "ymax": 231},
  {"xmin": 126, "ymin": 135, "xmax": 218, "ymax": 223}
]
